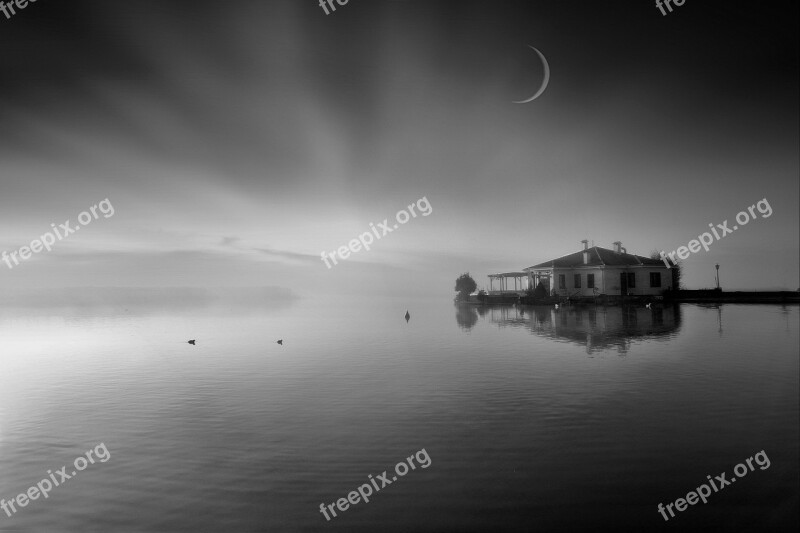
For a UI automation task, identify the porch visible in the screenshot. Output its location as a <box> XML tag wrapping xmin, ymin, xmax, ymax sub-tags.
<box><xmin>487</xmin><ymin>272</ymin><xmax>529</xmax><ymax>296</ymax></box>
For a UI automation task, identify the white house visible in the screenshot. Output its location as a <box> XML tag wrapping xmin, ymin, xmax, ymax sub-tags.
<box><xmin>489</xmin><ymin>240</ymin><xmax>673</xmax><ymax>298</ymax></box>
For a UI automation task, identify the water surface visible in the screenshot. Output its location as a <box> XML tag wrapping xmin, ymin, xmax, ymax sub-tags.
<box><xmin>1</xmin><ymin>295</ymin><xmax>798</xmax><ymax>531</ymax></box>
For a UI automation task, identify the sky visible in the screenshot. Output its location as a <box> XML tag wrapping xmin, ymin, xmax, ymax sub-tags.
<box><xmin>1</xmin><ymin>0</ymin><xmax>798</xmax><ymax>298</ymax></box>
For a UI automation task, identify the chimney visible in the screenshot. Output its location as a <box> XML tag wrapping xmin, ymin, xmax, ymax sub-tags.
<box><xmin>613</xmin><ymin>241</ymin><xmax>622</xmax><ymax>253</ymax></box>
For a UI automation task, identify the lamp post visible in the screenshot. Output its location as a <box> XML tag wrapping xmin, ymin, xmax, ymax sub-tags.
<box><xmin>715</xmin><ymin>263</ymin><xmax>720</xmax><ymax>290</ymax></box>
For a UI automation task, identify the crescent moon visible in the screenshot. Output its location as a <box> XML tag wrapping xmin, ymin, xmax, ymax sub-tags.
<box><xmin>513</xmin><ymin>46</ymin><xmax>550</xmax><ymax>104</ymax></box>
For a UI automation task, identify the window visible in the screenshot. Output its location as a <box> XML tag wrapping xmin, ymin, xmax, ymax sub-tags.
<box><xmin>574</xmin><ymin>274</ymin><xmax>581</xmax><ymax>288</ymax></box>
<box><xmin>627</xmin><ymin>272</ymin><xmax>636</xmax><ymax>288</ymax></box>
<box><xmin>559</xmin><ymin>274</ymin><xmax>566</xmax><ymax>289</ymax></box>
<box><xmin>650</xmin><ymin>272</ymin><xmax>661</xmax><ymax>288</ymax></box>
<box><xmin>587</xmin><ymin>274</ymin><xmax>595</xmax><ymax>289</ymax></box>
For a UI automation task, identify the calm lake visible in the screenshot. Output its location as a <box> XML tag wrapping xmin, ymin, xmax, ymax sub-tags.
<box><xmin>1</xmin><ymin>293</ymin><xmax>798</xmax><ymax>532</ymax></box>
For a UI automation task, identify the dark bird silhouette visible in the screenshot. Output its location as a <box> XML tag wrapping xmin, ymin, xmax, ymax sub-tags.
<box><xmin>187</xmin><ymin>340</ymin><xmax>196</xmax><ymax>345</ymax></box>
<box><xmin>405</xmin><ymin>310</ymin><xmax>410</xmax><ymax>322</ymax></box>
<box><xmin>277</xmin><ymin>339</ymin><xmax>283</xmax><ymax>345</ymax></box>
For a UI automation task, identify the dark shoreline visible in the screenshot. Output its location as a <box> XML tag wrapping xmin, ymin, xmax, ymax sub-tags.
<box><xmin>665</xmin><ymin>290</ymin><xmax>800</xmax><ymax>304</ymax></box>
<box><xmin>461</xmin><ymin>290</ymin><xmax>800</xmax><ymax>306</ymax></box>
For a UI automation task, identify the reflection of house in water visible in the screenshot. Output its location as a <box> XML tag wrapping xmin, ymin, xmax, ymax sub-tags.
<box><xmin>486</xmin><ymin>304</ymin><xmax>683</xmax><ymax>354</ymax></box>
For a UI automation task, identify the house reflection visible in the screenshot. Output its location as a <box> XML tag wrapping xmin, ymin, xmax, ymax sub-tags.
<box><xmin>484</xmin><ymin>304</ymin><xmax>683</xmax><ymax>354</ymax></box>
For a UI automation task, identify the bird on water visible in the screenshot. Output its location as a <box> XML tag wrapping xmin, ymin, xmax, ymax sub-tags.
<box><xmin>187</xmin><ymin>340</ymin><xmax>196</xmax><ymax>345</ymax></box>
<box><xmin>277</xmin><ymin>340</ymin><xmax>283</xmax><ymax>345</ymax></box>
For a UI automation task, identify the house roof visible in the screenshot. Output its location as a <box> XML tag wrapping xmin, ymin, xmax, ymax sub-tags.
<box><xmin>525</xmin><ymin>246</ymin><xmax>666</xmax><ymax>270</ymax></box>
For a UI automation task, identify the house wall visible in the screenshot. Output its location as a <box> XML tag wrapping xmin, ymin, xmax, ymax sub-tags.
<box><xmin>601</xmin><ymin>267</ymin><xmax>671</xmax><ymax>296</ymax></box>
<box><xmin>552</xmin><ymin>266</ymin><xmax>671</xmax><ymax>297</ymax></box>
<box><xmin>552</xmin><ymin>268</ymin><xmax>605</xmax><ymax>297</ymax></box>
